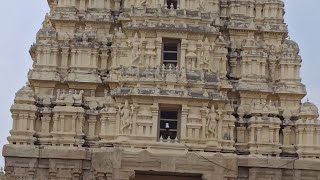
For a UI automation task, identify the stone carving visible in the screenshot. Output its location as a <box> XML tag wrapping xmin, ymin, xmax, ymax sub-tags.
<box><xmin>145</xmin><ymin>39</ymin><xmax>156</xmax><ymax>66</ymax></box>
<box><xmin>73</xmin><ymin>90</ymin><xmax>84</xmax><ymax>106</ymax></box>
<box><xmin>55</xmin><ymin>89</ymin><xmax>84</xmax><ymax>106</ymax></box>
<box><xmin>119</xmin><ymin>100</ymin><xmax>133</xmax><ymax>134</ymax></box>
<box><xmin>99</xmin><ymin>90</ymin><xmax>116</xmax><ymax>109</ymax></box>
<box><xmin>16</xmin><ymin>83</ymin><xmax>34</xmax><ymax>99</ymax></box>
<box><xmin>200</xmin><ymin>38</ymin><xmax>213</xmax><ymax>69</ymax></box>
<box><xmin>130</xmin><ymin>32</ymin><xmax>142</xmax><ymax>65</ymax></box>
<box><xmin>114</xmin><ymin>27</ymin><xmax>127</xmax><ymax>48</ymax></box>
<box><xmin>206</xmin><ymin>106</ymin><xmax>218</xmax><ymax>139</ymax></box>
<box><xmin>186</xmin><ymin>41</ymin><xmax>197</xmax><ymax>70</ymax></box>
<box><xmin>4</xmin><ymin>0</ymin><xmax>320</xmax><ymax>179</ymax></box>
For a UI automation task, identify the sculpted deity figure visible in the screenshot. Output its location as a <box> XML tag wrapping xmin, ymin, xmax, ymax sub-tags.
<box><xmin>185</xmin><ymin>41</ymin><xmax>197</xmax><ymax>70</ymax></box>
<box><xmin>131</xmin><ymin>33</ymin><xmax>141</xmax><ymax>65</ymax></box>
<box><xmin>206</xmin><ymin>106</ymin><xmax>218</xmax><ymax>138</ymax></box>
<box><xmin>104</xmin><ymin>90</ymin><xmax>115</xmax><ymax>105</ymax></box>
<box><xmin>114</xmin><ymin>27</ymin><xmax>127</xmax><ymax>48</ymax></box>
<box><xmin>200</xmin><ymin>38</ymin><xmax>212</xmax><ymax>69</ymax></box>
<box><xmin>217</xmin><ymin>32</ymin><xmax>226</xmax><ymax>43</ymax></box>
<box><xmin>145</xmin><ymin>39</ymin><xmax>156</xmax><ymax>66</ymax></box>
<box><xmin>199</xmin><ymin>0</ymin><xmax>207</xmax><ymax>11</ymax></box>
<box><xmin>119</xmin><ymin>100</ymin><xmax>133</xmax><ymax>134</ymax></box>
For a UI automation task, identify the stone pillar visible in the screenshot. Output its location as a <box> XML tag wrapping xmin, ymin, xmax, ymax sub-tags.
<box><xmin>61</xmin><ymin>47</ymin><xmax>70</xmax><ymax>71</ymax></box>
<box><xmin>250</xmin><ymin>126</ymin><xmax>255</xmax><ymax>143</ymax></box>
<box><xmin>107</xmin><ymin>110</ymin><xmax>117</xmax><ymax>136</ymax></box>
<box><xmin>275</xmin><ymin>127</ymin><xmax>280</xmax><ymax>144</ymax></box>
<box><xmin>269</xmin><ymin>128</ymin><xmax>274</xmax><ymax>143</ymax></box>
<box><xmin>306</xmin><ymin>127</ymin><xmax>314</xmax><ymax>145</ymax></box>
<box><xmin>100</xmin><ymin>115</ymin><xmax>107</xmax><ymax>137</ymax></box>
<box><xmin>288</xmin><ymin>64</ymin><xmax>294</xmax><ymax>80</ymax></box>
<box><xmin>12</xmin><ymin>113</ymin><xmax>18</xmax><ymax>131</ymax></box>
<box><xmin>283</xmin><ymin>127</ymin><xmax>291</xmax><ymax>145</ymax></box>
<box><xmin>280</xmin><ymin>64</ymin><xmax>285</xmax><ymax>80</ymax></box>
<box><xmin>91</xmin><ymin>50</ymin><xmax>99</xmax><ymax>69</ymax></box>
<box><xmin>151</xmin><ymin>104</ymin><xmax>159</xmax><ymax>140</ymax></box>
<box><xmin>52</xmin><ymin>114</ymin><xmax>59</xmax><ymax>133</ymax></box>
<box><xmin>180</xmin><ymin>0</ymin><xmax>185</xmax><ymax>9</ymax></box>
<box><xmin>114</xmin><ymin>0</ymin><xmax>121</xmax><ymax>11</ymax></box>
<box><xmin>220</xmin><ymin>56</ymin><xmax>228</xmax><ymax>78</ymax></box>
<box><xmin>241</xmin><ymin>60</ymin><xmax>246</xmax><ymax>77</ymax></box>
<box><xmin>230</xmin><ymin>124</ymin><xmax>234</xmax><ymax>142</ymax></box>
<box><xmin>180</xmin><ymin>106</ymin><xmax>189</xmax><ymax>142</ymax></box>
<box><xmin>79</xmin><ymin>0</ymin><xmax>86</xmax><ymax>11</ymax></box>
<box><xmin>88</xmin><ymin>0</ymin><xmax>92</xmax><ymax>8</ymax></box>
<box><xmin>237</xmin><ymin>126</ymin><xmax>246</xmax><ymax>143</ymax></box>
<box><xmin>256</xmin><ymin>6</ymin><xmax>262</xmax><ymax>19</ymax></box>
<box><xmin>60</xmin><ymin>114</ymin><xmax>65</xmax><ymax>132</ymax></box>
<box><xmin>111</xmin><ymin>50</ymin><xmax>119</xmax><ymax>68</ymax></box>
<box><xmin>217</xmin><ymin>108</ymin><xmax>224</xmax><ymax>141</ymax></box>
<box><xmin>180</xmin><ymin>39</ymin><xmax>187</xmax><ymax>69</ymax></box>
<box><xmin>77</xmin><ymin>115</ymin><xmax>85</xmax><ymax>135</ymax></box>
<box><xmin>36</xmin><ymin>47</ymin><xmax>43</xmax><ymax>66</ymax></box>
<box><xmin>88</xmin><ymin>115</ymin><xmax>97</xmax><ymax>137</ymax></box>
<box><xmin>316</xmin><ymin>128</ymin><xmax>320</xmax><ymax>145</ymax></box>
<box><xmin>229</xmin><ymin>60</ymin><xmax>237</xmax><ymax>78</ymax></box>
<box><xmin>41</xmin><ymin>113</ymin><xmax>52</xmax><ymax>134</ymax></box>
<box><xmin>105</xmin><ymin>0</ymin><xmax>111</xmax><ymax>10</ymax></box>
<box><xmin>298</xmin><ymin>127</ymin><xmax>304</xmax><ymax>145</ymax></box>
<box><xmin>256</xmin><ymin>127</ymin><xmax>261</xmax><ymax>143</ymax></box>
<box><xmin>101</xmin><ymin>49</ymin><xmax>109</xmax><ymax>70</ymax></box>
<box><xmin>51</xmin><ymin>47</ymin><xmax>59</xmax><ymax>67</ymax></box>
<box><xmin>261</xmin><ymin>62</ymin><xmax>266</xmax><ymax>77</ymax></box>
<box><xmin>155</xmin><ymin>37</ymin><xmax>162</xmax><ymax>67</ymax></box>
<box><xmin>70</xmin><ymin>0</ymin><xmax>75</xmax><ymax>7</ymax></box>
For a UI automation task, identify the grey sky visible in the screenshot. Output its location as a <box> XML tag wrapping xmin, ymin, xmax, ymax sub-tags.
<box><xmin>0</xmin><ymin>0</ymin><xmax>319</xmax><ymax>166</ymax></box>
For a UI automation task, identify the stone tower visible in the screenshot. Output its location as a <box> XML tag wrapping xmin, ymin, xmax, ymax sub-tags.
<box><xmin>3</xmin><ymin>0</ymin><xmax>320</xmax><ymax>179</ymax></box>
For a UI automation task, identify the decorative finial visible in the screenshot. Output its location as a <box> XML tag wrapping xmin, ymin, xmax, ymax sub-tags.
<box><xmin>175</xmin><ymin>136</ymin><xmax>178</xmax><ymax>143</ymax></box>
<box><xmin>166</xmin><ymin>136</ymin><xmax>171</xmax><ymax>143</ymax></box>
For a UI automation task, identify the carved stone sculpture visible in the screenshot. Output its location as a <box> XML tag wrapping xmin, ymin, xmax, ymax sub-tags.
<box><xmin>119</xmin><ymin>100</ymin><xmax>133</xmax><ymax>134</ymax></box>
<box><xmin>206</xmin><ymin>106</ymin><xmax>218</xmax><ymax>139</ymax></box>
<box><xmin>3</xmin><ymin>0</ymin><xmax>320</xmax><ymax>179</ymax></box>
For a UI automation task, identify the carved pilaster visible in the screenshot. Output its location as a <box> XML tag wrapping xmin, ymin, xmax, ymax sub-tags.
<box><xmin>180</xmin><ymin>105</ymin><xmax>189</xmax><ymax>142</ymax></box>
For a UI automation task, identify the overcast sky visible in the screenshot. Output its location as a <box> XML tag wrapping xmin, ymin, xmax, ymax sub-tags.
<box><xmin>0</xmin><ymin>0</ymin><xmax>319</xmax><ymax>166</ymax></box>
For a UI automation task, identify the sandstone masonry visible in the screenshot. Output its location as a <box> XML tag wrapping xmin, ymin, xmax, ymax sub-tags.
<box><xmin>3</xmin><ymin>0</ymin><xmax>320</xmax><ymax>179</ymax></box>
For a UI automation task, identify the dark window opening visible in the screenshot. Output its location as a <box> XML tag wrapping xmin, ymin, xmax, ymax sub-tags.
<box><xmin>162</xmin><ymin>39</ymin><xmax>180</xmax><ymax>68</ymax></box>
<box><xmin>167</xmin><ymin>0</ymin><xmax>178</xmax><ymax>9</ymax></box>
<box><xmin>159</xmin><ymin>109</ymin><xmax>179</xmax><ymax>140</ymax></box>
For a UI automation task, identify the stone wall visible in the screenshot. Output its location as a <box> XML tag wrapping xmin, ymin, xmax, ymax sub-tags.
<box><xmin>3</xmin><ymin>0</ymin><xmax>320</xmax><ymax>179</ymax></box>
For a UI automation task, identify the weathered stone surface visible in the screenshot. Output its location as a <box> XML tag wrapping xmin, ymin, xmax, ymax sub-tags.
<box><xmin>3</xmin><ymin>0</ymin><xmax>320</xmax><ymax>179</ymax></box>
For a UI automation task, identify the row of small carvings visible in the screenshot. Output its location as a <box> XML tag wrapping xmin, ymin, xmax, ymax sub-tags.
<box><xmin>54</xmin><ymin>0</ymin><xmax>219</xmax><ymax>14</ymax></box>
<box><xmin>53</xmin><ymin>0</ymin><xmax>284</xmax><ymax>20</ymax></box>
<box><xmin>31</xmin><ymin>46</ymin><xmax>299</xmax><ymax>77</ymax></box>
<box><xmin>9</xmin><ymin>107</ymin><xmax>320</xmax><ymax>148</ymax></box>
<box><xmin>50</xmin><ymin>12</ymin><xmax>285</xmax><ymax>36</ymax></box>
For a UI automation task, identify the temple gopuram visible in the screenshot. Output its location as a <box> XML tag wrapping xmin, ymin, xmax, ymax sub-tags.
<box><xmin>3</xmin><ymin>0</ymin><xmax>320</xmax><ymax>179</ymax></box>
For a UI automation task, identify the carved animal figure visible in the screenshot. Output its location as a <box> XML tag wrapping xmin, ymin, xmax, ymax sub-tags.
<box><xmin>73</xmin><ymin>90</ymin><xmax>84</xmax><ymax>105</ymax></box>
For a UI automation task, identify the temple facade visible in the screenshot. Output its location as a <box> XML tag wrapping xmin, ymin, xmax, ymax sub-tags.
<box><xmin>3</xmin><ymin>0</ymin><xmax>320</xmax><ymax>179</ymax></box>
